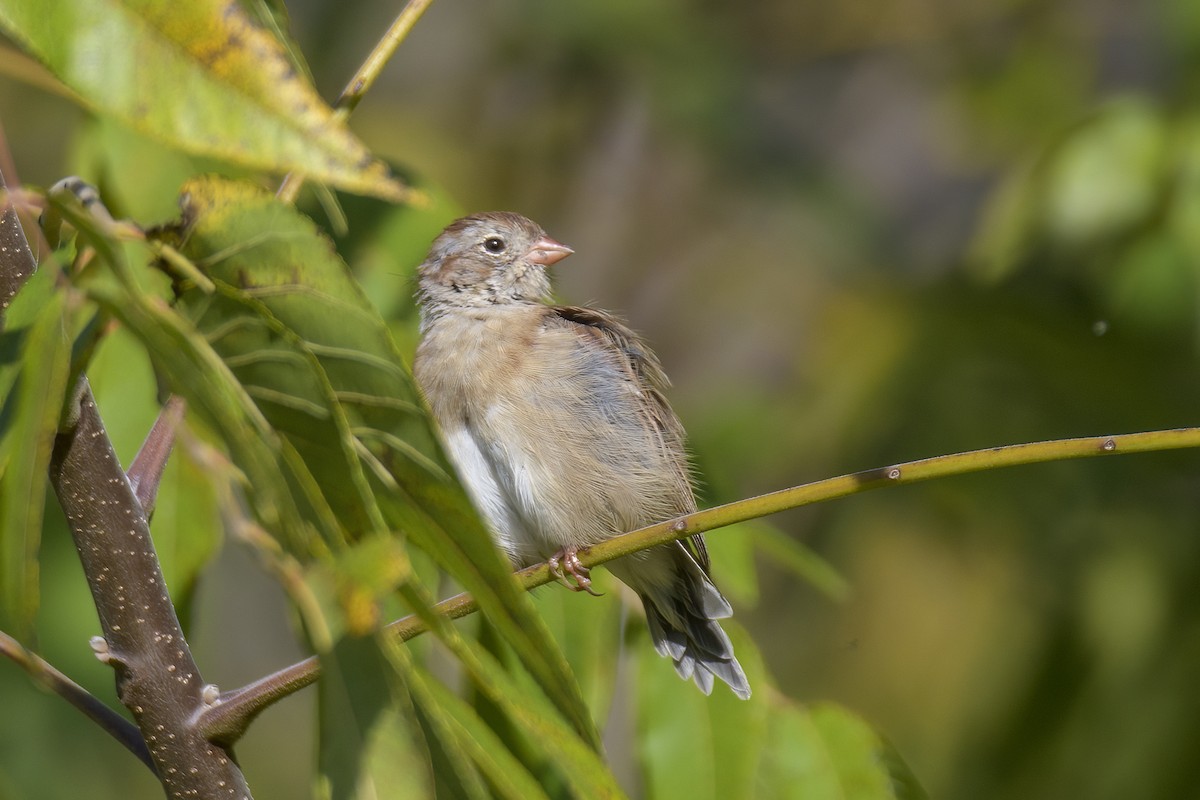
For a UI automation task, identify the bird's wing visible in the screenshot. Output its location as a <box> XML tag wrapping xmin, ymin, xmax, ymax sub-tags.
<box><xmin>545</xmin><ymin>305</ymin><xmax>709</xmax><ymax>570</ymax></box>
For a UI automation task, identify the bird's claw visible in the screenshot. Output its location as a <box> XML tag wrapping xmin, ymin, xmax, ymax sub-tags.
<box><xmin>548</xmin><ymin>549</ymin><xmax>602</xmax><ymax>596</ymax></box>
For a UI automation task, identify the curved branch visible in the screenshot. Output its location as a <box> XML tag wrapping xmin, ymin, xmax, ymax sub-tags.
<box><xmin>196</xmin><ymin>426</ymin><xmax>1200</xmax><ymax>743</ymax></box>
<box><xmin>0</xmin><ymin>631</ymin><xmax>155</xmax><ymax>771</ymax></box>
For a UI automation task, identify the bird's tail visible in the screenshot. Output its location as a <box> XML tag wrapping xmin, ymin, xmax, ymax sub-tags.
<box><xmin>609</xmin><ymin>542</ymin><xmax>751</xmax><ymax>699</ymax></box>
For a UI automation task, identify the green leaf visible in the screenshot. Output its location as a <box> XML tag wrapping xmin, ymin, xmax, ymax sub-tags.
<box><xmin>170</xmin><ymin>177</ymin><xmax>438</xmax><ymax>541</ymax></box>
<box><xmin>709</xmin><ymin>627</ymin><xmax>771</xmax><ymax>800</ymax></box>
<box><xmin>633</xmin><ymin>622</ymin><xmax>924</xmax><ymax>800</ymax></box>
<box><xmin>240</xmin><ymin>0</ymin><xmax>316</xmax><ymax>86</ymax></box>
<box><xmin>80</xmin><ymin>250</ymin><xmax>320</xmax><ymax>556</ymax></box>
<box><xmin>0</xmin><ymin>265</ymin><xmax>73</xmax><ymax>638</ymax></box>
<box><xmin>318</xmin><ymin>634</ymin><xmax>433</xmax><ymax>800</ymax></box>
<box><xmin>1104</xmin><ymin>235</ymin><xmax>1195</xmax><ymax>338</ymax></box>
<box><xmin>151</xmin><ymin>428</ymin><xmax>222</xmax><ymax>620</ymax></box>
<box><xmin>305</xmin><ymin>535</ymin><xmax>412</xmax><ymax>640</ymax></box>
<box><xmin>395</xmin><ymin>580</ymin><xmax>625</xmax><ymax>799</ymax></box>
<box><xmin>1044</xmin><ymin>100</ymin><xmax>1165</xmax><ymax>245</ymax></box>
<box><xmin>762</xmin><ymin>702</ymin><xmax>928</xmax><ymax>800</ymax></box>
<box><xmin>531</xmin><ymin>570</ymin><xmax>622</xmax><ymax>717</ymax></box>
<box><xmin>634</xmin><ymin>622</ymin><xmax>768</xmax><ymax>800</ymax></box>
<box><xmin>87</xmin><ymin>324</ymin><xmax>163</xmax><ymax>457</ymax></box>
<box><xmin>0</xmin><ymin>0</ymin><xmax>411</xmax><ymax>201</ymax></box>
<box><xmin>970</xmin><ymin>100</ymin><xmax>1169</xmax><ymax>283</ymax></box>
<box><xmin>968</xmin><ymin>158</ymin><xmax>1041</xmax><ymax>283</ymax></box>
<box><xmin>69</xmin><ymin>116</ymin><xmax>217</xmax><ymax>224</ymax></box>
<box><xmin>382</xmin><ymin>637</ymin><xmax>552</xmax><ymax>800</ymax></box>
<box><xmin>1166</xmin><ymin>114</ymin><xmax>1200</xmax><ymax>260</ymax></box>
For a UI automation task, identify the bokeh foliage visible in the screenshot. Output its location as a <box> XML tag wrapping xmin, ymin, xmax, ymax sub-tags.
<box><xmin>0</xmin><ymin>1</ymin><xmax>943</xmax><ymax>799</ymax></box>
<box><xmin>2</xmin><ymin>0</ymin><xmax>1199</xmax><ymax>798</ymax></box>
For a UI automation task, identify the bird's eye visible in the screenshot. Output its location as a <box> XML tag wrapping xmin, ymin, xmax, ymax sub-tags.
<box><xmin>483</xmin><ymin>237</ymin><xmax>506</xmax><ymax>254</ymax></box>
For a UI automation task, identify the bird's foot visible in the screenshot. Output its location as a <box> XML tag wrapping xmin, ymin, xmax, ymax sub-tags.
<box><xmin>548</xmin><ymin>548</ymin><xmax>602</xmax><ymax>596</ymax></box>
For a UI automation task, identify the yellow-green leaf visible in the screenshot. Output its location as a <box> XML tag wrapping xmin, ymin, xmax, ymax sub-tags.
<box><xmin>0</xmin><ymin>0</ymin><xmax>411</xmax><ymax>201</ymax></box>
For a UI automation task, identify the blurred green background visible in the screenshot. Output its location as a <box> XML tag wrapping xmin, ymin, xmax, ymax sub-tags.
<box><xmin>4</xmin><ymin>0</ymin><xmax>1200</xmax><ymax>798</ymax></box>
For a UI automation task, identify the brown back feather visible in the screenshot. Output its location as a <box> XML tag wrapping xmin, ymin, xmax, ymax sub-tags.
<box><xmin>548</xmin><ymin>305</ymin><xmax>710</xmax><ymax>571</ymax></box>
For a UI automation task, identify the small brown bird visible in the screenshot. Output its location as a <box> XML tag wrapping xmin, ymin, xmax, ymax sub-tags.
<box><xmin>413</xmin><ymin>212</ymin><xmax>750</xmax><ymax>699</ymax></box>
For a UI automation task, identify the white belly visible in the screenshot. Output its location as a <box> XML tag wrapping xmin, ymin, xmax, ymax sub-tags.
<box><xmin>442</xmin><ymin>425</ymin><xmax>536</xmax><ymax>564</ymax></box>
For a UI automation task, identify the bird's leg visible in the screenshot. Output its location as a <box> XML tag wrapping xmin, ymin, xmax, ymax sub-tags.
<box><xmin>548</xmin><ymin>548</ymin><xmax>603</xmax><ymax>596</ymax></box>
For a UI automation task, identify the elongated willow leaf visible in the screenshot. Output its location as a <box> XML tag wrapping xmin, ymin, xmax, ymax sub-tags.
<box><xmin>318</xmin><ymin>634</ymin><xmax>434</xmax><ymax>800</ymax></box>
<box><xmin>0</xmin><ymin>265</ymin><xmax>73</xmax><ymax>637</ymax></box>
<box><xmin>382</xmin><ymin>635</ymin><xmax>553</xmax><ymax>800</ymax></box>
<box><xmin>49</xmin><ymin>201</ymin><xmax>321</xmax><ymax>556</ymax></box>
<box><xmin>761</xmin><ymin>702</ymin><xmax>928</xmax><ymax>800</ymax></box>
<box><xmin>635</xmin><ymin>622</ymin><xmax>768</xmax><ymax>800</ymax></box>
<box><xmin>393</xmin><ymin>580</ymin><xmax>625</xmax><ymax>798</ymax></box>
<box><xmin>0</xmin><ymin>0</ymin><xmax>410</xmax><ymax>201</ymax></box>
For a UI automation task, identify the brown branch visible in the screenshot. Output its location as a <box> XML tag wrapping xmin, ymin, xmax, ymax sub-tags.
<box><xmin>51</xmin><ymin>379</ymin><xmax>253</xmax><ymax>796</ymax></box>
<box><xmin>0</xmin><ymin>630</ymin><xmax>155</xmax><ymax>772</ymax></box>
<box><xmin>0</xmin><ymin>168</ymin><xmax>249</xmax><ymax>792</ymax></box>
<box><xmin>0</xmin><ymin>168</ymin><xmax>34</xmax><ymax>323</ymax></box>
<box><xmin>127</xmin><ymin>395</ymin><xmax>188</xmax><ymax>515</ymax></box>
<box><xmin>196</xmin><ymin>426</ymin><xmax>1200</xmax><ymax>744</ymax></box>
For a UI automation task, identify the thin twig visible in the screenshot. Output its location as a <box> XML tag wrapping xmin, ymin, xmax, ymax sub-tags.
<box><xmin>196</xmin><ymin>426</ymin><xmax>1200</xmax><ymax>743</ymax></box>
<box><xmin>0</xmin><ymin>168</ymin><xmax>34</xmax><ymax>319</ymax></box>
<box><xmin>277</xmin><ymin>0</ymin><xmax>435</xmax><ymax>204</ymax></box>
<box><xmin>127</xmin><ymin>395</ymin><xmax>188</xmax><ymax>515</ymax></box>
<box><xmin>0</xmin><ymin>631</ymin><xmax>155</xmax><ymax>772</ymax></box>
<box><xmin>331</xmin><ymin>0</ymin><xmax>434</xmax><ymax>117</ymax></box>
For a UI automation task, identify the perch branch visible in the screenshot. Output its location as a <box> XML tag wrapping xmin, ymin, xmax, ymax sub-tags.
<box><xmin>196</xmin><ymin>426</ymin><xmax>1200</xmax><ymax>743</ymax></box>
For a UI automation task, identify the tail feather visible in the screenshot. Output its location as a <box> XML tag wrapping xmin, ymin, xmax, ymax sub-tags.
<box><xmin>612</xmin><ymin>542</ymin><xmax>752</xmax><ymax>700</ymax></box>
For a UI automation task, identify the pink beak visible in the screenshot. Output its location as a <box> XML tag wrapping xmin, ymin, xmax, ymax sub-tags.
<box><xmin>525</xmin><ymin>236</ymin><xmax>574</xmax><ymax>267</ymax></box>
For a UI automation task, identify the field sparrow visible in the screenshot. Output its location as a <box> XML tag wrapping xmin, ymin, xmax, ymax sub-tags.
<box><xmin>413</xmin><ymin>212</ymin><xmax>750</xmax><ymax>699</ymax></box>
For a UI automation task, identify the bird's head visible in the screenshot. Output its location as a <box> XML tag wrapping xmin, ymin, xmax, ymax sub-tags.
<box><xmin>416</xmin><ymin>212</ymin><xmax>573</xmax><ymax>314</ymax></box>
